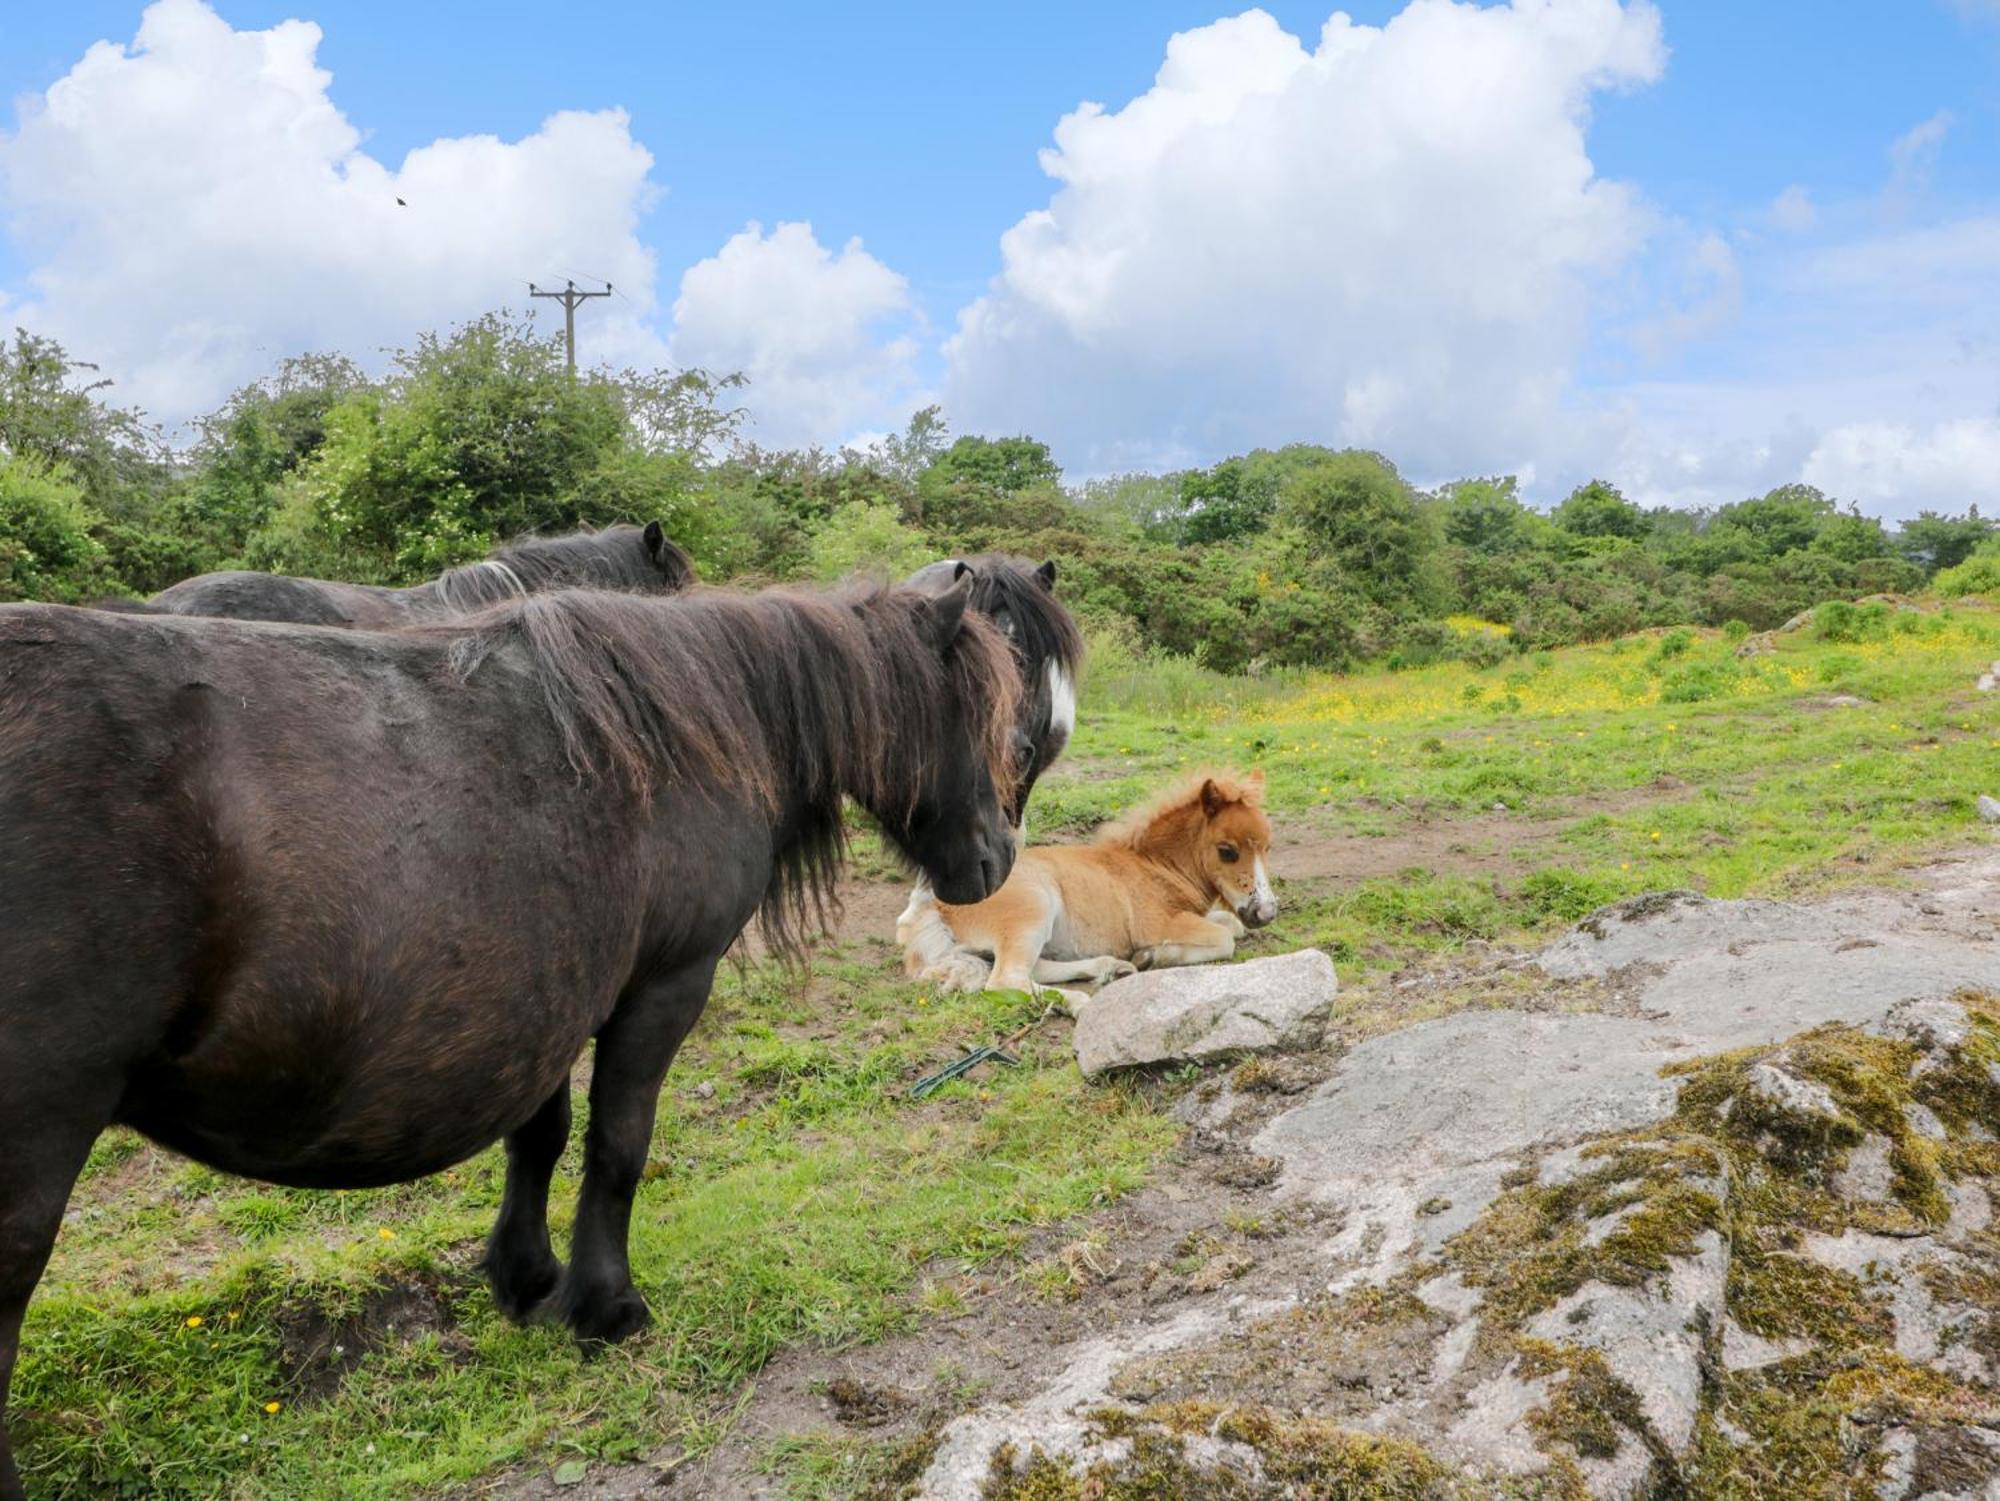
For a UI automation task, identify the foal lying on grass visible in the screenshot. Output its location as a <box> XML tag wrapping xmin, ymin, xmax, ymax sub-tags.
<box><xmin>899</xmin><ymin>769</ymin><xmax>1277</xmax><ymax>1005</ymax></box>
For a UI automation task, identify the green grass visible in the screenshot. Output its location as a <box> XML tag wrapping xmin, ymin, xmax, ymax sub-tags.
<box><xmin>17</xmin><ymin>605</ymin><xmax>2000</xmax><ymax>1498</ymax></box>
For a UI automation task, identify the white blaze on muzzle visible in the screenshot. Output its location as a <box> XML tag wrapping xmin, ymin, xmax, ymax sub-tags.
<box><xmin>1046</xmin><ymin>658</ymin><xmax>1077</xmax><ymax>743</ymax></box>
<box><xmin>1243</xmin><ymin>855</ymin><xmax>1278</xmax><ymax>926</ymax></box>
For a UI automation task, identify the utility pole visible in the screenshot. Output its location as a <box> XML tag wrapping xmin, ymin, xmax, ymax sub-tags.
<box><xmin>528</xmin><ymin>278</ymin><xmax>611</xmax><ymax>374</ymax></box>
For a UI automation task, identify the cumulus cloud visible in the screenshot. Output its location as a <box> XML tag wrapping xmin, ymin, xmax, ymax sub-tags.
<box><xmin>1770</xmin><ymin>184</ymin><xmax>1816</xmax><ymax>233</ymax></box>
<box><xmin>1804</xmin><ymin>418</ymin><xmax>2000</xmax><ymax>513</ymax></box>
<box><xmin>668</xmin><ymin>221</ymin><xmax>920</xmax><ymax>448</ymax></box>
<box><xmin>942</xmin><ymin>0</ymin><xmax>1667</xmax><ymax>475</ymax></box>
<box><xmin>1886</xmin><ymin>110</ymin><xmax>1952</xmax><ymax>214</ymax></box>
<box><xmin>0</xmin><ymin>0</ymin><xmax>664</xmax><ymax>426</ymax></box>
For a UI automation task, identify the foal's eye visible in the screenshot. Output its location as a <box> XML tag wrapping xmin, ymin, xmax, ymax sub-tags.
<box><xmin>1217</xmin><ymin>844</ymin><xmax>1239</xmax><ymax>863</ymax></box>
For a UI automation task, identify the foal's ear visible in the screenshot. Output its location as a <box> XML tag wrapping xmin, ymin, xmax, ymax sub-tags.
<box><xmin>643</xmin><ymin>520</ymin><xmax>665</xmax><ymax>555</ymax></box>
<box><xmin>953</xmin><ymin>559</ymin><xmax>973</xmax><ymax>582</ymax></box>
<box><xmin>923</xmin><ymin>574</ymin><xmax>974</xmax><ymax>651</ymax></box>
<box><xmin>1035</xmin><ymin>559</ymin><xmax>1058</xmax><ymax>590</ymax></box>
<box><xmin>1200</xmin><ymin>778</ymin><xmax>1230</xmax><ymax>819</ymax></box>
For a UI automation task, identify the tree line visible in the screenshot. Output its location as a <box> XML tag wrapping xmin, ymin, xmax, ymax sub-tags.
<box><xmin>3</xmin><ymin>315</ymin><xmax>1995</xmax><ymax>673</ymax></box>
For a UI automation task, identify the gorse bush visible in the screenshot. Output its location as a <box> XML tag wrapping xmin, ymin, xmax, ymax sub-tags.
<box><xmin>1</xmin><ymin>316</ymin><xmax>1992</xmax><ymax>671</ymax></box>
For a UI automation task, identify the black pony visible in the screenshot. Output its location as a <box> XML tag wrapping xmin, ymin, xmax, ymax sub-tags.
<box><xmin>0</xmin><ymin>577</ymin><xmax>1018</xmax><ymax>1499</ymax></box>
<box><xmin>115</xmin><ymin>521</ymin><xmax>693</xmax><ymax>626</ymax></box>
<box><xmin>904</xmin><ymin>555</ymin><xmax>1083</xmax><ymax>828</ymax></box>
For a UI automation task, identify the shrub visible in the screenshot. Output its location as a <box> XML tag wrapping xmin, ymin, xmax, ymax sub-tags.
<box><xmin>1659</xmin><ymin>660</ymin><xmax>1741</xmax><ymax>704</ymax></box>
<box><xmin>0</xmin><ymin>454</ymin><xmax>109</xmax><ymax>601</ymax></box>
<box><xmin>1813</xmin><ymin>600</ymin><xmax>1889</xmax><ymax>644</ymax></box>
<box><xmin>1932</xmin><ymin>540</ymin><xmax>2000</xmax><ymax>599</ymax></box>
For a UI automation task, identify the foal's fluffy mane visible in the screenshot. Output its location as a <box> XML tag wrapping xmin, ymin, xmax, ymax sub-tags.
<box><xmin>442</xmin><ymin>582</ymin><xmax>1020</xmax><ymax>959</ymax></box>
<box><xmin>1095</xmin><ymin>768</ymin><xmax>1266</xmax><ymax>849</ymax></box>
<box><xmin>433</xmin><ymin>524</ymin><xmax>692</xmax><ymax>610</ymax></box>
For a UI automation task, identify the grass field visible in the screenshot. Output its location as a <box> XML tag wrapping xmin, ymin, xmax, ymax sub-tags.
<box><xmin>15</xmin><ymin>601</ymin><xmax>2000</xmax><ymax>1499</ymax></box>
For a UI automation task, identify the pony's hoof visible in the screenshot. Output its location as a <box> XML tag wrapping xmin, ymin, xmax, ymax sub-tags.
<box><xmin>483</xmin><ymin>1248</ymin><xmax>562</xmax><ymax>1322</ymax></box>
<box><xmin>556</xmin><ymin>1280</ymin><xmax>652</xmax><ymax>1346</ymax></box>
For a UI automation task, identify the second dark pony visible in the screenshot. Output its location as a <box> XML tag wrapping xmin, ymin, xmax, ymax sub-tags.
<box><xmin>903</xmin><ymin>554</ymin><xmax>1083</xmax><ymax>829</ymax></box>
<box><xmin>114</xmin><ymin>521</ymin><xmax>693</xmax><ymax>626</ymax></box>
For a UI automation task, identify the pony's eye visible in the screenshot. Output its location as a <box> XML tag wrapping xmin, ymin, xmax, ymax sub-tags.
<box><xmin>1218</xmin><ymin>844</ymin><xmax>1239</xmax><ymax>863</ymax></box>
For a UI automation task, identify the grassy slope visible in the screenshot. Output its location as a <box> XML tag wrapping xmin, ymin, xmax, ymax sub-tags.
<box><xmin>16</xmin><ymin>606</ymin><xmax>2000</xmax><ymax>1499</ymax></box>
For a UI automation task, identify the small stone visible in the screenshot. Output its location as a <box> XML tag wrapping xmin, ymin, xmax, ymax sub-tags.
<box><xmin>694</xmin><ymin>1080</ymin><xmax>716</xmax><ymax>1099</ymax></box>
<box><xmin>1871</xmin><ymin>998</ymin><xmax>1972</xmax><ymax>1053</ymax></box>
<box><xmin>1978</xmin><ymin>794</ymin><xmax>2000</xmax><ymax>823</ymax></box>
<box><xmin>1833</xmin><ymin>1134</ymin><xmax>1895</xmax><ymax>1204</ymax></box>
<box><xmin>1903</xmin><ymin>1102</ymin><xmax>1946</xmax><ymax>1141</ymax></box>
<box><xmin>1745</xmin><ymin>1062</ymin><xmax>1842</xmax><ymax>1122</ymax></box>
<box><xmin>1074</xmin><ymin>949</ymin><xmax>1337</xmax><ymax>1077</ymax></box>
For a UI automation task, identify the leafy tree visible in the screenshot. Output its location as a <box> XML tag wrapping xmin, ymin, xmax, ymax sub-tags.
<box><xmin>0</xmin><ymin>329</ymin><xmax>167</xmax><ymax>523</ymax></box>
<box><xmin>1179</xmin><ymin>456</ymin><xmax>1280</xmax><ymax>544</ymax></box>
<box><xmin>1436</xmin><ymin>476</ymin><xmax>1543</xmax><ymax>552</ymax></box>
<box><xmin>1275</xmin><ymin>448</ymin><xmax>1439</xmax><ymax>611</ymax></box>
<box><xmin>1552</xmin><ymin>480</ymin><xmax>1647</xmax><ymax>542</ymax></box>
<box><xmin>1895</xmin><ymin>509</ymin><xmax>1993</xmax><ymax>575</ymax></box>
<box><xmin>805</xmin><ymin>499</ymin><xmax>933</xmax><ymax>581</ymax></box>
<box><xmin>0</xmin><ymin>454</ymin><xmax>108</xmax><ymax>601</ymax></box>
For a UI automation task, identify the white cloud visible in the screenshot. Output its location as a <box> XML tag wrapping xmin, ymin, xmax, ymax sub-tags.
<box><xmin>668</xmin><ymin>221</ymin><xmax>919</xmax><ymax>448</ymax></box>
<box><xmin>942</xmin><ymin>0</ymin><xmax>1667</xmax><ymax>476</ymax></box>
<box><xmin>0</xmin><ymin>0</ymin><xmax>664</xmax><ymax>427</ymax></box>
<box><xmin>1886</xmin><ymin>110</ymin><xmax>1952</xmax><ymax>214</ymax></box>
<box><xmin>1770</xmin><ymin>184</ymin><xmax>1816</xmax><ymax>233</ymax></box>
<box><xmin>1804</xmin><ymin>418</ymin><xmax>2000</xmax><ymax>514</ymax></box>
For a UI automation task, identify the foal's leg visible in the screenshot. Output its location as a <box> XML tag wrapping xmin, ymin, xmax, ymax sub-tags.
<box><xmin>0</xmin><ymin>1079</ymin><xmax>116</xmax><ymax>1501</ymax></box>
<box><xmin>1132</xmin><ymin>914</ymin><xmax>1238</xmax><ymax>972</ymax></box>
<box><xmin>554</xmin><ymin>960</ymin><xmax>717</xmax><ymax>1344</ymax></box>
<box><xmin>1031</xmin><ymin>955</ymin><xmax>1137</xmax><ymax>986</ymax></box>
<box><xmin>482</xmin><ymin>1082</ymin><xmax>572</xmax><ymax>1320</ymax></box>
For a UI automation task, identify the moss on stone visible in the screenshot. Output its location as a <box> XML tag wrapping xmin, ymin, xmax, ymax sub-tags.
<box><xmin>981</xmin><ymin>1404</ymin><xmax>1472</xmax><ymax>1500</ymax></box>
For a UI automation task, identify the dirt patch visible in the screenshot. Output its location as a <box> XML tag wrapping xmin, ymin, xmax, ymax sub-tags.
<box><xmin>275</xmin><ymin>1277</ymin><xmax>463</xmax><ymax>1402</ymax></box>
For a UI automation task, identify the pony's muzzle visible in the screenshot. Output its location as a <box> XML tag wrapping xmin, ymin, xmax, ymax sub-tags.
<box><xmin>1239</xmin><ymin>898</ymin><xmax>1278</xmax><ymax>929</ymax></box>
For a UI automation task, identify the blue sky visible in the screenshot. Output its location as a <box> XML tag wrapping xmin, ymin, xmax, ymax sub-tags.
<box><xmin>2</xmin><ymin>1</ymin><xmax>1997</xmax><ymax>514</ymax></box>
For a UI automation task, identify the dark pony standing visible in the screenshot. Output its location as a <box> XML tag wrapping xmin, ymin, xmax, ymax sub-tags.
<box><xmin>0</xmin><ymin>577</ymin><xmax>1018</xmax><ymax>1499</ymax></box>
<box><xmin>109</xmin><ymin>521</ymin><xmax>693</xmax><ymax>626</ymax></box>
<box><xmin>903</xmin><ymin>554</ymin><xmax>1083</xmax><ymax>829</ymax></box>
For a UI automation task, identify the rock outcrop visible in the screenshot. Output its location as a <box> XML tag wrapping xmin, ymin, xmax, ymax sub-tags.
<box><xmin>926</xmin><ymin>860</ymin><xmax>2000</xmax><ymax>1500</ymax></box>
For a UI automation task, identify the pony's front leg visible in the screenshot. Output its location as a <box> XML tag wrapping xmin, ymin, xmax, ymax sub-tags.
<box><xmin>481</xmin><ymin>1082</ymin><xmax>572</xmax><ymax>1320</ymax></box>
<box><xmin>554</xmin><ymin>959</ymin><xmax>717</xmax><ymax>1344</ymax></box>
<box><xmin>1133</xmin><ymin>914</ymin><xmax>1238</xmax><ymax>972</ymax></box>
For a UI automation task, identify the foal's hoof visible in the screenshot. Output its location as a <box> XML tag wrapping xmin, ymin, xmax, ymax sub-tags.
<box><xmin>1104</xmin><ymin>959</ymin><xmax>1138</xmax><ymax>980</ymax></box>
<box><xmin>556</xmin><ymin>1280</ymin><xmax>652</xmax><ymax>1346</ymax></box>
<box><xmin>483</xmin><ymin>1249</ymin><xmax>562</xmax><ymax>1322</ymax></box>
<box><xmin>1131</xmin><ymin>948</ymin><xmax>1156</xmax><ymax>972</ymax></box>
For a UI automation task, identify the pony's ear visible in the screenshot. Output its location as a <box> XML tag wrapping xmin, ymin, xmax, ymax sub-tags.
<box><xmin>953</xmin><ymin>559</ymin><xmax>973</xmax><ymax>582</ymax></box>
<box><xmin>1035</xmin><ymin>560</ymin><xmax>1058</xmax><ymax>590</ymax></box>
<box><xmin>923</xmin><ymin>574</ymin><xmax>974</xmax><ymax>651</ymax></box>
<box><xmin>1200</xmin><ymin>778</ymin><xmax>1230</xmax><ymax>819</ymax></box>
<box><xmin>643</xmin><ymin>520</ymin><xmax>665</xmax><ymax>557</ymax></box>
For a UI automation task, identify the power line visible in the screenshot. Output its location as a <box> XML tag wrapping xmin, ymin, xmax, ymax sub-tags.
<box><xmin>527</xmin><ymin>278</ymin><xmax>611</xmax><ymax>374</ymax></box>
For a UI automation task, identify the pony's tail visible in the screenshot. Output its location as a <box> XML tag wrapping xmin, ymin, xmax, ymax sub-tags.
<box><xmin>897</xmin><ymin>882</ymin><xmax>991</xmax><ymax>991</ymax></box>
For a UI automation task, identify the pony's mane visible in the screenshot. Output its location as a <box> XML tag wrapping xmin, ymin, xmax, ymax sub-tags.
<box><xmin>957</xmin><ymin>554</ymin><xmax>1084</xmax><ymax>678</ymax></box>
<box><xmin>1095</xmin><ymin>768</ymin><xmax>1266</xmax><ymax>850</ymax></box>
<box><xmin>433</xmin><ymin>525</ymin><xmax>688</xmax><ymax>610</ymax></box>
<box><xmin>442</xmin><ymin>583</ymin><xmax>1020</xmax><ymax>960</ymax></box>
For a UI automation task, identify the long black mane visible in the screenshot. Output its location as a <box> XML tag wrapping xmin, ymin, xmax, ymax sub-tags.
<box><xmin>431</xmin><ymin>526</ymin><xmax>694</xmax><ymax>610</ymax></box>
<box><xmin>444</xmin><ymin>584</ymin><xmax>1021</xmax><ymax>957</ymax></box>
<box><xmin>955</xmin><ymin>553</ymin><xmax>1084</xmax><ymax>683</ymax></box>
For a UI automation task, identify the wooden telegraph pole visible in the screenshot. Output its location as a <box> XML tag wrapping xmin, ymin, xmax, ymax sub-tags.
<box><xmin>528</xmin><ymin>279</ymin><xmax>612</xmax><ymax>374</ymax></box>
